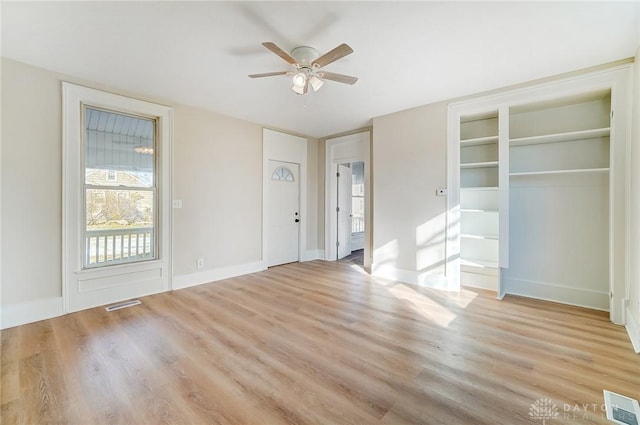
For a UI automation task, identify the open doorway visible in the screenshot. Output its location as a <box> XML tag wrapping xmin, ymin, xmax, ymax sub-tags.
<box><xmin>325</xmin><ymin>131</ymin><xmax>370</xmax><ymax>268</ymax></box>
<box><xmin>337</xmin><ymin>162</ymin><xmax>365</xmax><ymax>266</ymax></box>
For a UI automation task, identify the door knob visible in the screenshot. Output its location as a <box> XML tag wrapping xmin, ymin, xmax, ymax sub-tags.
<box><xmin>295</xmin><ymin>218</ymin><xmax>300</xmax><ymax>223</ymax></box>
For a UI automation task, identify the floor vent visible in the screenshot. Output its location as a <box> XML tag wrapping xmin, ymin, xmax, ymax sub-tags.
<box><xmin>105</xmin><ymin>299</ymin><xmax>141</xmax><ymax>312</ymax></box>
<box><xmin>604</xmin><ymin>390</ymin><xmax>640</xmax><ymax>425</ymax></box>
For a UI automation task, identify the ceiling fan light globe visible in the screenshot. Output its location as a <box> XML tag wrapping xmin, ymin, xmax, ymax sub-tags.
<box><xmin>292</xmin><ymin>72</ymin><xmax>307</xmax><ymax>88</ymax></box>
<box><xmin>309</xmin><ymin>75</ymin><xmax>324</xmax><ymax>92</ymax></box>
<box><xmin>291</xmin><ymin>84</ymin><xmax>305</xmax><ymax>95</ymax></box>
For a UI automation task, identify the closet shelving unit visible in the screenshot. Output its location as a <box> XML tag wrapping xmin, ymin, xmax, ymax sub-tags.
<box><xmin>448</xmin><ymin>64</ymin><xmax>631</xmax><ymax>321</ymax></box>
<box><xmin>502</xmin><ymin>91</ymin><xmax>612</xmax><ymax>309</ymax></box>
<box><xmin>459</xmin><ymin>112</ymin><xmax>500</xmax><ymax>288</ymax></box>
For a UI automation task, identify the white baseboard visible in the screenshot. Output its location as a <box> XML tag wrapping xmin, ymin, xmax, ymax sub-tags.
<box><xmin>461</xmin><ymin>271</ymin><xmax>498</xmax><ymax>292</ymax></box>
<box><xmin>301</xmin><ymin>249</ymin><xmax>324</xmax><ymax>262</ymax></box>
<box><xmin>371</xmin><ymin>263</ymin><xmax>453</xmax><ymax>290</ymax></box>
<box><xmin>172</xmin><ymin>261</ymin><xmax>266</xmax><ymax>290</ymax></box>
<box><xmin>372</xmin><ymin>263</ymin><xmax>416</xmax><ymax>284</ymax></box>
<box><xmin>1</xmin><ymin>297</ymin><xmax>64</xmax><ymax>329</ymax></box>
<box><xmin>503</xmin><ymin>277</ymin><xmax>609</xmax><ymax>311</ymax></box>
<box><xmin>625</xmin><ymin>306</ymin><xmax>640</xmax><ymax>353</ymax></box>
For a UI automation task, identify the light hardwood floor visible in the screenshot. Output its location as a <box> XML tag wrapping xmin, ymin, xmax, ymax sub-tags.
<box><xmin>1</xmin><ymin>260</ymin><xmax>638</xmax><ymax>424</ymax></box>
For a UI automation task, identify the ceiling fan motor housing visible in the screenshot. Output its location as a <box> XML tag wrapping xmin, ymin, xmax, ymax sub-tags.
<box><xmin>291</xmin><ymin>46</ymin><xmax>320</xmax><ymax>68</ymax></box>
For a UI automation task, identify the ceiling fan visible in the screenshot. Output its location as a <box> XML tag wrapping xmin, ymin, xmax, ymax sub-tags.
<box><xmin>249</xmin><ymin>42</ymin><xmax>358</xmax><ymax>95</ymax></box>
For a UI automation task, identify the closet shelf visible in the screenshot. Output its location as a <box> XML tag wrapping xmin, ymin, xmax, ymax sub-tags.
<box><xmin>461</xmin><ymin>186</ymin><xmax>498</xmax><ymax>191</ymax></box>
<box><xmin>460</xmin><ymin>208</ymin><xmax>498</xmax><ymax>213</ymax></box>
<box><xmin>509</xmin><ymin>168</ymin><xmax>609</xmax><ymax>177</ymax></box>
<box><xmin>510</xmin><ymin>127</ymin><xmax>610</xmax><ymax>147</ymax></box>
<box><xmin>461</xmin><ymin>233</ymin><xmax>499</xmax><ymax>240</ymax></box>
<box><xmin>460</xmin><ymin>258</ymin><xmax>498</xmax><ymax>269</ymax></box>
<box><xmin>460</xmin><ymin>161</ymin><xmax>499</xmax><ymax>169</ymax></box>
<box><xmin>460</xmin><ymin>135</ymin><xmax>498</xmax><ymax>147</ymax></box>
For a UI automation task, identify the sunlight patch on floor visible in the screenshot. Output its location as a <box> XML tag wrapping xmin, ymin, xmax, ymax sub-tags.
<box><xmin>388</xmin><ymin>283</ymin><xmax>457</xmax><ymax>328</ymax></box>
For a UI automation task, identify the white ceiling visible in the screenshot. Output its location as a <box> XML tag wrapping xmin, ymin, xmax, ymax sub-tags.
<box><xmin>2</xmin><ymin>1</ymin><xmax>639</xmax><ymax>138</ymax></box>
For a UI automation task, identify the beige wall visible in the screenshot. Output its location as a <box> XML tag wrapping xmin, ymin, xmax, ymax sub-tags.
<box><xmin>1</xmin><ymin>59</ymin><xmax>63</xmax><ymax>304</ymax></box>
<box><xmin>172</xmin><ymin>104</ymin><xmax>263</xmax><ymax>275</ymax></box>
<box><xmin>372</xmin><ymin>102</ymin><xmax>448</xmax><ymax>281</ymax></box>
<box><xmin>1</xmin><ymin>58</ymin><xmax>319</xmax><ymax>309</ymax></box>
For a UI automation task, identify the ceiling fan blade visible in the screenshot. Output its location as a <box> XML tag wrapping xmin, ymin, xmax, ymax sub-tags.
<box><xmin>318</xmin><ymin>71</ymin><xmax>358</xmax><ymax>85</ymax></box>
<box><xmin>312</xmin><ymin>43</ymin><xmax>353</xmax><ymax>68</ymax></box>
<box><xmin>262</xmin><ymin>42</ymin><xmax>298</xmax><ymax>65</ymax></box>
<box><xmin>249</xmin><ymin>71</ymin><xmax>288</xmax><ymax>78</ymax></box>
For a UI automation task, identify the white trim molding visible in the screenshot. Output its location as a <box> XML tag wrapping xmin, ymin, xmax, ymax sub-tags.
<box><xmin>1</xmin><ymin>297</ymin><xmax>64</xmax><ymax>329</ymax></box>
<box><xmin>626</xmin><ymin>306</ymin><xmax>640</xmax><ymax>353</ymax></box>
<box><xmin>372</xmin><ymin>263</ymin><xmax>449</xmax><ymax>290</ymax></box>
<box><xmin>301</xmin><ymin>249</ymin><xmax>324</xmax><ymax>262</ymax></box>
<box><xmin>173</xmin><ymin>261</ymin><xmax>266</xmax><ymax>290</ymax></box>
<box><xmin>503</xmin><ymin>278</ymin><xmax>609</xmax><ymax>311</ymax></box>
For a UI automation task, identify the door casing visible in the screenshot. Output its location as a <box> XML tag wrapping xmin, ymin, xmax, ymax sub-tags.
<box><xmin>325</xmin><ymin>131</ymin><xmax>371</xmax><ymax>266</ymax></box>
<box><xmin>262</xmin><ymin>129</ymin><xmax>308</xmax><ymax>266</ymax></box>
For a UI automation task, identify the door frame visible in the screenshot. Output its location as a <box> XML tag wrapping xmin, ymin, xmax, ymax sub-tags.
<box><xmin>336</xmin><ymin>163</ymin><xmax>353</xmax><ymax>259</ymax></box>
<box><xmin>325</xmin><ymin>130</ymin><xmax>371</xmax><ymax>267</ymax></box>
<box><xmin>262</xmin><ymin>129</ymin><xmax>307</xmax><ymax>267</ymax></box>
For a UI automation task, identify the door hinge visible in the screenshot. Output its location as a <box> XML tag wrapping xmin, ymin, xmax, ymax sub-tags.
<box><xmin>336</xmin><ymin>206</ymin><xmax>340</xmax><ymax>212</ymax></box>
<box><xmin>336</xmin><ymin>172</ymin><xmax>340</xmax><ymax>178</ymax></box>
<box><xmin>611</xmin><ymin>110</ymin><xmax>614</xmax><ymax>119</ymax></box>
<box><xmin>336</xmin><ymin>241</ymin><xmax>340</xmax><ymax>247</ymax></box>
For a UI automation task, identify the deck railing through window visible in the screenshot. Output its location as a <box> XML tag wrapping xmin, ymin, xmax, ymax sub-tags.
<box><xmin>352</xmin><ymin>216</ymin><xmax>365</xmax><ymax>234</ymax></box>
<box><xmin>85</xmin><ymin>227</ymin><xmax>154</xmax><ymax>267</ymax></box>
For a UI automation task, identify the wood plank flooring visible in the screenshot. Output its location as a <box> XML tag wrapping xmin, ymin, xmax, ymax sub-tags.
<box><xmin>1</xmin><ymin>260</ymin><xmax>638</xmax><ymax>424</ymax></box>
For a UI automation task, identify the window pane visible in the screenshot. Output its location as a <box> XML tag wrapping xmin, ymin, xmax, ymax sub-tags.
<box><xmin>84</xmin><ymin>107</ymin><xmax>154</xmax><ymax>188</ymax></box>
<box><xmin>351</xmin><ymin>162</ymin><xmax>365</xmax><ymax>234</ymax></box>
<box><xmin>85</xmin><ymin>189</ymin><xmax>155</xmax><ymax>267</ymax></box>
<box><xmin>83</xmin><ymin>106</ymin><xmax>157</xmax><ymax>268</ymax></box>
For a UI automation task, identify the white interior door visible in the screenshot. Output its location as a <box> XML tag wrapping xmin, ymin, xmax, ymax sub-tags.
<box><xmin>337</xmin><ymin>164</ymin><xmax>352</xmax><ymax>259</ymax></box>
<box><xmin>267</xmin><ymin>160</ymin><xmax>300</xmax><ymax>267</ymax></box>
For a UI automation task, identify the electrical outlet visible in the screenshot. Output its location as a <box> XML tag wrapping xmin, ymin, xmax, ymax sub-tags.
<box><xmin>436</xmin><ymin>188</ymin><xmax>447</xmax><ymax>196</ymax></box>
<box><xmin>173</xmin><ymin>200</ymin><xmax>182</xmax><ymax>208</ymax></box>
<box><xmin>196</xmin><ymin>258</ymin><xmax>204</xmax><ymax>269</ymax></box>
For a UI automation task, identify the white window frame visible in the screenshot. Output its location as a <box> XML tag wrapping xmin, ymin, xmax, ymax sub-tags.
<box><xmin>83</xmin><ymin>107</ymin><xmax>158</xmax><ymax>269</ymax></box>
<box><xmin>63</xmin><ymin>83</ymin><xmax>173</xmax><ymax>313</ymax></box>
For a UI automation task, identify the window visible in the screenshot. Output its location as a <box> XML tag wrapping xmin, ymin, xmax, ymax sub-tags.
<box><xmin>272</xmin><ymin>166</ymin><xmax>294</xmax><ymax>182</ymax></box>
<box><xmin>83</xmin><ymin>107</ymin><xmax>156</xmax><ymax>268</ymax></box>
<box><xmin>64</xmin><ymin>82</ymin><xmax>172</xmax><ymax>312</ymax></box>
<box><xmin>351</xmin><ymin>162</ymin><xmax>365</xmax><ymax>234</ymax></box>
